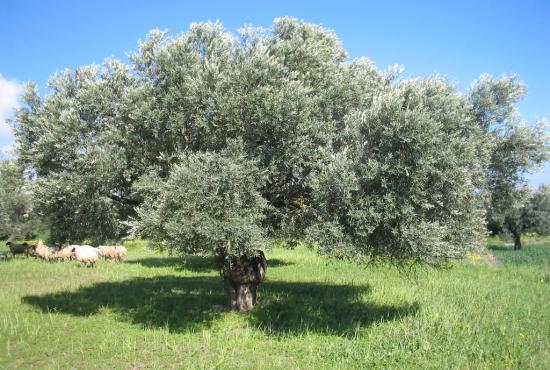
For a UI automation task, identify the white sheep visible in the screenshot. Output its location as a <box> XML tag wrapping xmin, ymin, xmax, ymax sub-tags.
<box><xmin>70</xmin><ymin>245</ymin><xmax>100</xmax><ymax>267</ymax></box>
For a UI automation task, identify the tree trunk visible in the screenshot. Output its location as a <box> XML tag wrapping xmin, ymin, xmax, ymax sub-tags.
<box><xmin>222</xmin><ymin>250</ymin><xmax>267</xmax><ymax>312</ymax></box>
<box><xmin>224</xmin><ymin>279</ymin><xmax>258</xmax><ymax>311</ymax></box>
<box><xmin>513</xmin><ymin>231</ymin><xmax>522</xmax><ymax>250</ymax></box>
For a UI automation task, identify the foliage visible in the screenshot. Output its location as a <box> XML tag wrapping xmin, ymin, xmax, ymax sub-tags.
<box><xmin>11</xmin><ymin>18</ymin><xmax>548</xmax><ymax>264</ymax></box>
<box><xmin>12</xmin><ymin>62</ymin><xmax>141</xmax><ymax>245</ymax></box>
<box><xmin>526</xmin><ymin>184</ymin><xmax>550</xmax><ymax>235</ymax></box>
<box><xmin>0</xmin><ymin>159</ymin><xmax>40</xmax><ymax>239</ymax></box>
<box><xmin>131</xmin><ymin>140</ymin><xmax>269</xmax><ymax>258</ymax></box>
<box><xmin>467</xmin><ymin>74</ymin><xmax>549</xmax><ymax>244</ymax></box>
<box><xmin>307</xmin><ymin>76</ymin><xmax>487</xmax><ymax>265</ymax></box>
<box><xmin>32</xmin><ymin>171</ymin><xmax>128</xmax><ymax>245</ymax></box>
<box><xmin>495</xmin><ymin>185</ymin><xmax>550</xmax><ymax>248</ymax></box>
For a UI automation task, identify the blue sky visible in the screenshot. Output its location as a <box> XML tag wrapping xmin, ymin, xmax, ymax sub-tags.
<box><xmin>1</xmin><ymin>0</ymin><xmax>548</xmax><ymax>186</ymax></box>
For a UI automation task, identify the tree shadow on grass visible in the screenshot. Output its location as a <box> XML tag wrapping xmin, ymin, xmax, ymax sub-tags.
<box><xmin>126</xmin><ymin>256</ymin><xmax>293</xmax><ymax>272</ymax></box>
<box><xmin>22</xmin><ymin>276</ymin><xmax>418</xmax><ymax>336</ymax></box>
<box><xmin>487</xmin><ymin>244</ymin><xmax>511</xmax><ymax>251</ymax></box>
<box><xmin>125</xmin><ymin>256</ymin><xmax>215</xmax><ymax>272</ymax></box>
<box><xmin>252</xmin><ymin>281</ymin><xmax>418</xmax><ymax>336</ymax></box>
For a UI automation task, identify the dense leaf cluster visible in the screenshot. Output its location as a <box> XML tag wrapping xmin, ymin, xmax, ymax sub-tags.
<box><xmin>307</xmin><ymin>77</ymin><xmax>488</xmax><ymax>264</ymax></box>
<box><xmin>133</xmin><ymin>140</ymin><xmax>269</xmax><ymax>258</ymax></box>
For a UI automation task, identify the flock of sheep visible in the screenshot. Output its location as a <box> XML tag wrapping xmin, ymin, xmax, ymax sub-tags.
<box><xmin>2</xmin><ymin>241</ymin><xmax>127</xmax><ymax>267</ymax></box>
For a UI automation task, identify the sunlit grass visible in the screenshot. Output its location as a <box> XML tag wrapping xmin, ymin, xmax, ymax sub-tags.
<box><xmin>1</xmin><ymin>238</ymin><xmax>549</xmax><ymax>369</ymax></box>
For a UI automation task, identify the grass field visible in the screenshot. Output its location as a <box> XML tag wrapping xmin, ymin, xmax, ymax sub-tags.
<box><xmin>1</xmin><ymin>238</ymin><xmax>549</xmax><ymax>369</ymax></box>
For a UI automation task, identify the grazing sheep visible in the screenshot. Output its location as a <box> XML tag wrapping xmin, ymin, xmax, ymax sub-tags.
<box><xmin>6</xmin><ymin>241</ymin><xmax>30</xmax><ymax>257</ymax></box>
<box><xmin>0</xmin><ymin>251</ymin><xmax>9</xmax><ymax>260</ymax></box>
<box><xmin>115</xmin><ymin>246</ymin><xmax>127</xmax><ymax>262</ymax></box>
<box><xmin>49</xmin><ymin>246</ymin><xmax>75</xmax><ymax>261</ymax></box>
<box><xmin>97</xmin><ymin>245</ymin><xmax>116</xmax><ymax>261</ymax></box>
<box><xmin>71</xmin><ymin>245</ymin><xmax>100</xmax><ymax>267</ymax></box>
<box><xmin>25</xmin><ymin>244</ymin><xmax>37</xmax><ymax>257</ymax></box>
<box><xmin>97</xmin><ymin>245</ymin><xmax>127</xmax><ymax>262</ymax></box>
<box><xmin>34</xmin><ymin>241</ymin><xmax>54</xmax><ymax>261</ymax></box>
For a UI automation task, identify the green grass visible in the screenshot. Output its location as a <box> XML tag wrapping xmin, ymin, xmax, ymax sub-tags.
<box><xmin>1</xmin><ymin>239</ymin><xmax>549</xmax><ymax>369</ymax></box>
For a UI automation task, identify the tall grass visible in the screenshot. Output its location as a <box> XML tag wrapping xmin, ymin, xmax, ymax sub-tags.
<box><xmin>1</xmin><ymin>238</ymin><xmax>549</xmax><ymax>369</ymax></box>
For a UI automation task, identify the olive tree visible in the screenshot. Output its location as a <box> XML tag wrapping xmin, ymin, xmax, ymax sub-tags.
<box><xmin>468</xmin><ymin>74</ymin><xmax>549</xmax><ymax>249</ymax></box>
<box><xmin>526</xmin><ymin>184</ymin><xmax>550</xmax><ymax>236</ymax></box>
<box><xmin>497</xmin><ymin>185</ymin><xmax>550</xmax><ymax>249</ymax></box>
<box><xmin>12</xmin><ymin>18</ymin><xmax>547</xmax><ymax>310</ymax></box>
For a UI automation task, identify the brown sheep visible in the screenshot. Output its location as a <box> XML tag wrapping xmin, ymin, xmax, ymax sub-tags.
<box><xmin>49</xmin><ymin>246</ymin><xmax>74</xmax><ymax>261</ymax></box>
<box><xmin>34</xmin><ymin>241</ymin><xmax>54</xmax><ymax>261</ymax></box>
<box><xmin>97</xmin><ymin>245</ymin><xmax>127</xmax><ymax>262</ymax></box>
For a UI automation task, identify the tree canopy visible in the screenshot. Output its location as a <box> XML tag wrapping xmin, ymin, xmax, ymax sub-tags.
<box><xmin>12</xmin><ymin>18</ymin><xmax>549</xmax><ymax>266</ymax></box>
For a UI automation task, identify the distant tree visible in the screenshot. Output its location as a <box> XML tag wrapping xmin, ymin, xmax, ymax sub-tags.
<box><xmin>0</xmin><ymin>159</ymin><xmax>39</xmax><ymax>240</ymax></box>
<box><xmin>526</xmin><ymin>185</ymin><xmax>550</xmax><ymax>236</ymax></box>
<box><xmin>494</xmin><ymin>185</ymin><xmax>550</xmax><ymax>249</ymax></box>
<box><xmin>468</xmin><ymin>74</ymin><xmax>549</xmax><ymax>249</ymax></box>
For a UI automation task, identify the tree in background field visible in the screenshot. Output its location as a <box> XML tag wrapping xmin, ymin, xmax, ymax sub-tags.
<box><xmin>11</xmin><ymin>18</ymin><xmax>549</xmax><ymax>309</ymax></box>
<box><xmin>497</xmin><ymin>185</ymin><xmax>550</xmax><ymax>250</ymax></box>
<box><xmin>0</xmin><ymin>159</ymin><xmax>40</xmax><ymax>240</ymax></box>
<box><xmin>527</xmin><ymin>185</ymin><xmax>550</xmax><ymax>236</ymax></box>
<box><xmin>468</xmin><ymin>74</ymin><xmax>549</xmax><ymax>249</ymax></box>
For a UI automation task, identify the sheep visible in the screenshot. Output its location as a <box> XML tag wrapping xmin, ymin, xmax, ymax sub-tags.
<box><xmin>6</xmin><ymin>241</ymin><xmax>30</xmax><ymax>257</ymax></box>
<box><xmin>71</xmin><ymin>245</ymin><xmax>100</xmax><ymax>267</ymax></box>
<box><xmin>93</xmin><ymin>247</ymin><xmax>103</xmax><ymax>257</ymax></box>
<box><xmin>97</xmin><ymin>245</ymin><xmax>116</xmax><ymax>261</ymax></box>
<box><xmin>115</xmin><ymin>246</ymin><xmax>127</xmax><ymax>262</ymax></box>
<box><xmin>97</xmin><ymin>245</ymin><xmax>127</xmax><ymax>262</ymax></box>
<box><xmin>25</xmin><ymin>244</ymin><xmax>37</xmax><ymax>257</ymax></box>
<box><xmin>49</xmin><ymin>246</ymin><xmax>75</xmax><ymax>261</ymax></box>
<box><xmin>34</xmin><ymin>241</ymin><xmax>54</xmax><ymax>261</ymax></box>
<box><xmin>0</xmin><ymin>251</ymin><xmax>9</xmax><ymax>260</ymax></box>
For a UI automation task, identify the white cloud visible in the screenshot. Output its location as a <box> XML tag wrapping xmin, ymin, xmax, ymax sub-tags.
<box><xmin>0</xmin><ymin>73</ymin><xmax>23</xmax><ymax>142</ymax></box>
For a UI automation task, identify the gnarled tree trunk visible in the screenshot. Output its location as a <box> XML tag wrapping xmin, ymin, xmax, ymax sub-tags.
<box><xmin>222</xmin><ymin>250</ymin><xmax>267</xmax><ymax>311</ymax></box>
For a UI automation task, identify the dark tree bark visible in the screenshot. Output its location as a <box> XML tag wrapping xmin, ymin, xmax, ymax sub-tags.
<box><xmin>512</xmin><ymin>230</ymin><xmax>522</xmax><ymax>250</ymax></box>
<box><xmin>504</xmin><ymin>217</ymin><xmax>523</xmax><ymax>251</ymax></box>
<box><xmin>222</xmin><ymin>250</ymin><xmax>267</xmax><ymax>311</ymax></box>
